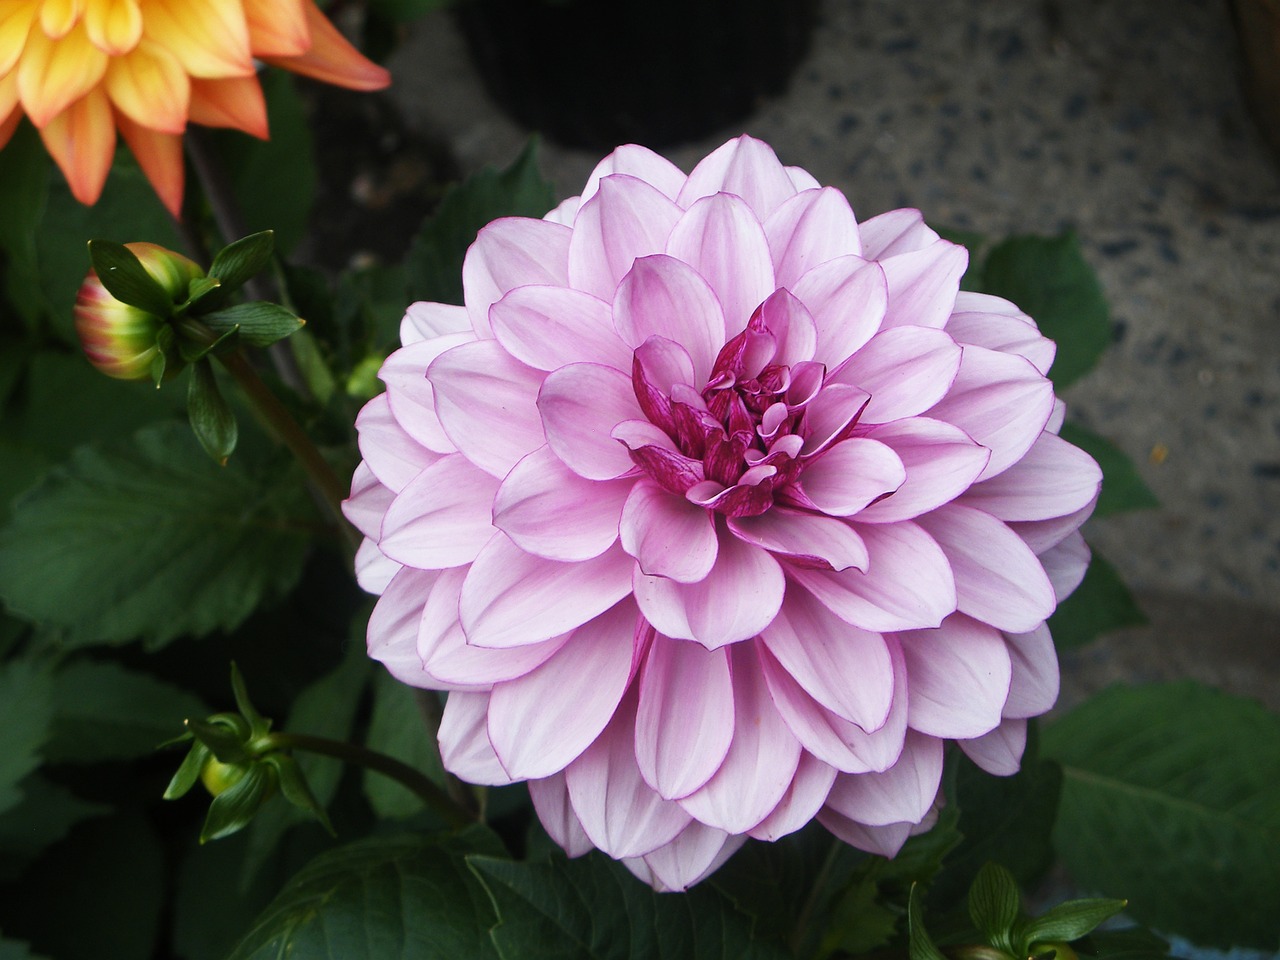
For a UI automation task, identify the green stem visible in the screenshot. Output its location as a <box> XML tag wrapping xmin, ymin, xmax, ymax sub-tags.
<box><xmin>267</xmin><ymin>732</ymin><xmax>474</xmax><ymax>829</ymax></box>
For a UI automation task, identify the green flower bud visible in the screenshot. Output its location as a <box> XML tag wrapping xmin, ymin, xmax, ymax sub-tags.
<box><xmin>73</xmin><ymin>242</ymin><xmax>203</xmax><ymax>380</ymax></box>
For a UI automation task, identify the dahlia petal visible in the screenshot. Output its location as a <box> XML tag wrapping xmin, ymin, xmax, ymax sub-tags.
<box><xmin>401</xmin><ymin>301</ymin><xmax>471</xmax><ymax>344</ymax></box>
<box><xmin>1008</xmin><ymin>501</ymin><xmax>1095</xmax><ymax>554</ymax></box>
<box><xmin>490</xmin><ymin>285</ymin><xmax>629</xmax><ymax>371</ymax></box>
<box><xmin>636</xmin><ymin>823</ymin><xmax>745</xmax><ymax>893</ymax></box>
<box><xmin>438</xmin><ymin>691</ymin><xmax>516</xmax><ymax>786</ymax></box>
<box><xmin>916</xmin><ymin>504</ymin><xmax>1055</xmax><ymax>633</ymax></box>
<box><xmin>380</xmin><ymin>336</ymin><xmax>471</xmax><ymax>454</ymax></box>
<box><xmin>140</xmin><ymin>0</ymin><xmax>254</xmax><ymax>78</ymax></box>
<box><xmin>0</xmin><ymin>5</ymin><xmax>36</xmax><ymax>78</ymax></box>
<box><xmin>493</xmin><ymin>446</ymin><xmax>630</xmax><ymax>562</ymax></box>
<box><xmin>544</xmin><ymin>197</ymin><xmax>579</xmax><ymax>226</ymax></box>
<box><xmin>355</xmin><ymin>393</ymin><xmax>440</xmax><ymax>493</ymax></box>
<box><xmin>462</xmin><ymin>217</ymin><xmax>571</xmax><ymax>338</ymax></box>
<box><xmin>857</xmin><ymin>208</ymin><xmax>940</xmax><ymax>259</ymax></box>
<box><xmin>379</xmin><ymin>455</ymin><xmax>501</xmax><ymax>569</ymax></box>
<box><xmin>17</xmin><ymin>24</ymin><xmax>108</xmax><ymax>127</ymax></box>
<box><xmin>342</xmin><ymin>461</ymin><xmax>392</xmax><ymax>540</ymax></box>
<box><xmin>822</xmin><ymin>730</ymin><xmax>943</xmax><ymax>826</ymax></box>
<box><xmin>947</xmin><ymin>293</ymin><xmax>1056</xmax><ymax>375</ymax></box>
<box><xmin>665</xmin><ymin>194</ymin><xmax>775</xmax><ymax>338</ymax></box>
<box><xmin>817</xmin><ymin>809</ymin><xmax>913</xmax><ymax>858</ymax></box>
<box><xmin>791</xmin><ymin>256</ymin><xmax>888</xmax><ymax>368</ymax></box>
<box><xmin>460</xmin><ymin>536</ymin><xmax>635</xmax><ymax>648</ymax></box>
<box><xmin>799</xmin><ymin>384</ymin><xmax>872</xmax><ymax>456</ymax></box>
<box><xmin>565</xmin><ymin>690</ymin><xmax>693</xmax><ymax>859</ymax></box>
<box><xmin>728</xmin><ymin>508</ymin><xmax>868</xmax><ymax>572</ymax></box>
<box><xmin>366</xmin><ymin>565</ymin><xmax>438</xmax><ymax>686</ymax></box>
<box><xmin>529</xmin><ymin>773</ymin><xmax>594</xmax><ymax>857</ymax></box>
<box><xmin>961</xmin><ymin>431</ymin><xmax>1102</xmax><ymax>521</ymax></box>
<box><xmin>679</xmin><ymin>643</ymin><xmax>802</xmax><ymax>834</ymax></box>
<box><xmin>428</xmin><ymin>339</ymin><xmax>546</xmax><ymax>477</ymax></box>
<box><xmin>786</xmin><ymin>520</ymin><xmax>955</xmax><ymax>633</ymax></box>
<box><xmin>39</xmin><ymin>0</ymin><xmax>78</xmax><ymax>40</ymax></box>
<box><xmin>856</xmin><ymin>418</ymin><xmax>990</xmax><ymax>523</ymax></box>
<box><xmin>959</xmin><ymin>718</ymin><xmax>1028</xmax><ymax>776</ymax></box>
<box><xmin>795</xmin><ymin>438</ymin><xmax>905</xmax><ymax>516</ymax></box>
<box><xmin>187</xmin><ymin>75</ymin><xmax>268</xmax><ymax>138</ymax></box>
<box><xmin>761</xmin><ymin>589</ymin><xmax>893</xmax><ymax>731</ymax></box>
<box><xmin>568</xmin><ymin>174</ymin><xmax>683</xmax><ymax>299</ymax></box>
<box><xmin>115</xmin><ymin>114</ymin><xmax>183</xmax><ymax>216</ymax></box>
<box><xmin>677</xmin><ymin>135</ymin><xmax>797</xmax><ymax>220</ymax></box>
<box><xmin>620</xmin><ymin>479</ymin><xmax>717</xmax><ymax>583</ymax></box>
<box><xmin>896</xmin><ymin>614</ymin><xmax>1012</xmax><ymax>738</ymax></box>
<box><xmin>755</xmin><ymin>287</ymin><xmax>819</xmax><ymax>367</ymax></box>
<box><xmin>760</xmin><ymin>638</ymin><xmax>908</xmax><ymax>774</ymax></box>
<box><xmin>634</xmin><ymin>635</ymin><xmax>734</xmax><ymax>799</ymax></box>
<box><xmin>354</xmin><ymin>537</ymin><xmax>399</xmax><ymax>595</ymax></box>
<box><xmin>786</xmin><ymin>165</ymin><xmax>821</xmax><ymax>191</ymax></box>
<box><xmin>1039</xmin><ymin>530</ymin><xmax>1090</xmax><ymax>603</ymax></box>
<box><xmin>1003</xmin><ymin>624</ymin><xmax>1059</xmax><ymax>719</ymax></box>
<box><xmin>489</xmin><ymin>599</ymin><xmax>640</xmax><ymax>779</ymax></box>
<box><xmin>104</xmin><ymin>39</ymin><xmax>189</xmax><ymax>133</ymax></box>
<box><xmin>37</xmin><ymin>86</ymin><xmax>114</xmax><ymax>206</ymax></box>
<box><xmin>878</xmin><ymin>240</ymin><xmax>968</xmax><ymax>330</ymax></box>
<box><xmin>634</xmin><ymin>525</ymin><xmax>784</xmax><ymax>649</ymax></box>
<box><xmin>242</xmin><ymin>0</ymin><xmax>308</xmax><ymax>57</ymax></box>
<box><xmin>613</xmin><ymin>254</ymin><xmax>726</xmax><ymax>384</ymax></box>
<box><xmin>831</xmin><ymin>326</ymin><xmax>962</xmax><ymax>423</ymax></box>
<box><xmin>579</xmin><ymin>142</ymin><xmax>686</xmax><ymax>205</ymax></box>
<box><xmin>539</xmin><ymin>362</ymin><xmax>643</xmax><ymax>480</ymax></box>
<box><xmin>766</xmin><ymin>187</ymin><xmax>862</xmax><ymax>289</ymax></box>
<box><xmin>85</xmin><ymin>0</ymin><xmax>143</xmax><ymax>56</ymax></box>
<box><xmin>418</xmin><ymin>566</ymin><xmax>567</xmax><ymax>688</ymax></box>
<box><xmin>748</xmin><ymin>752</ymin><xmax>838</xmax><ymax>841</ymax></box>
<box><xmin>926</xmin><ymin>344</ymin><xmax>1054</xmax><ymax>480</ymax></box>
<box><xmin>613</xmin><ymin>419</ymin><xmax>705</xmax><ymax>493</ymax></box>
<box><xmin>259</xmin><ymin>0</ymin><xmax>390</xmax><ymax>90</ymax></box>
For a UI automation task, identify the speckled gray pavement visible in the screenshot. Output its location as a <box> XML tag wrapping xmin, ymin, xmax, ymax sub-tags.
<box><xmin>383</xmin><ymin>0</ymin><xmax>1280</xmax><ymax>706</ymax></box>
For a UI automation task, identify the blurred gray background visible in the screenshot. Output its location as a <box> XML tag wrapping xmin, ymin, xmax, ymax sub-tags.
<box><xmin>378</xmin><ymin>0</ymin><xmax>1280</xmax><ymax>707</ymax></box>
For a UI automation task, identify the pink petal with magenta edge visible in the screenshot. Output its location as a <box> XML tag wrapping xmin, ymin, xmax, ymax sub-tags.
<box><xmin>896</xmin><ymin>613</ymin><xmax>1012</xmax><ymax>739</ymax></box>
<box><xmin>462</xmin><ymin>216</ymin><xmax>571</xmax><ymax>338</ymax></box>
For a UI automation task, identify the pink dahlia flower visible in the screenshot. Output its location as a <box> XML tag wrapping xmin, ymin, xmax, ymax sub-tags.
<box><xmin>347</xmin><ymin>135</ymin><xmax>1101</xmax><ymax>890</ymax></box>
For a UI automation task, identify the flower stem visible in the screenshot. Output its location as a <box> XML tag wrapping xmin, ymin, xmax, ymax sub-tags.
<box><xmin>266</xmin><ymin>732</ymin><xmax>474</xmax><ymax>829</ymax></box>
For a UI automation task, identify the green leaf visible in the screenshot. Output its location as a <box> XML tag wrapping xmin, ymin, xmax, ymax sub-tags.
<box><xmin>207</xmin><ymin>231</ymin><xmax>275</xmax><ymax>300</ymax></box>
<box><xmin>819</xmin><ymin>876</ymin><xmax>900</xmax><ymax>957</ymax></box>
<box><xmin>363</xmin><ymin>670</ymin><xmax>446</xmax><ymax>819</ymax></box>
<box><xmin>405</xmin><ymin>138</ymin><xmax>556</xmax><ymax>306</ymax></box>
<box><xmin>1018</xmin><ymin>899</ymin><xmax>1127</xmax><ymax>950</ymax></box>
<box><xmin>0</xmin><ymin>937</ymin><xmax>50</xmax><ymax>960</ymax></box>
<box><xmin>187</xmin><ymin>360</ymin><xmax>238</xmax><ymax>463</ymax></box>
<box><xmin>0</xmin><ymin>775</ymin><xmax>108</xmax><ymax>881</ymax></box>
<box><xmin>228</xmin><ymin>828</ymin><xmax>505</xmax><ymax>960</ymax></box>
<box><xmin>0</xmin><ymin>421</ymin><xmax>312</xmax><ymax>647</ymax></box>
<box><xmin>979</xmin><ymin>233</ymin><xmax>1110</xmax><ymax>388</ymax></box>
<box><xmin>469</xmin><ymin>852</ymin><xmax>790</xmax><ymax>960</ymax></box>
<box><xmin>199</xmin><ymin>301</ymin><xmax>304</xmax><ymax>347</ymax></box>
<box><xmin>1057</xmin><ymin>424</ymin><xmax>1158</xmax><ymax>517</ymax></box>
<box><xmin>203</xmin><ymin>764</ymin><xmax>275</xmax><ymax>842</ymax></box>
<box><xmin>44</xmin><ymin>658</ymin><xmax>208</xmax><ymax>763</ymax></box>
<box><xmin>907</xmin><ymin>883</ymin><xmax>949</xmax><ymax>960</ymax></box>
<box><xmin>86</xmin><ymin>239</ymin><xmax>174</xmax><ymax>318</ymax></box>
<box><xmin>1042</xmin><ymin>682</ymin><xmax>1280</xmax><ymax>948</ymax></box>
<box><xmin>0</xmin><ymin>660</ymin><xmax>53</xmax><ymax>816</ymax></box>
<box><xmin>968</xmin><ymin>862</ymin><xmax>1022</xmax><ymax>953</ymax></box>
<box><xmin>1047</xmin><ymin>552</ymin><xmax>1146</xmax><ymax>650</ymax></box>
<box><xmin>215</xmin><ymin>74</ymin><xmax>315</xmax><ymax>252</ymax></box>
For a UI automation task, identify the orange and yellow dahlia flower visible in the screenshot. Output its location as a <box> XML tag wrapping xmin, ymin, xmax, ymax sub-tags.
<box><xmin>0</xmin><ymin>0</ymin><xmax>390</xmax><ymax>216</ymax></box>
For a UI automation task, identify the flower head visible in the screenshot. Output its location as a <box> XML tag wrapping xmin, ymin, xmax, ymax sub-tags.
<box><xmin>348</xmin><ymin>136</ymin><xmax>1102</xmax><ymax>890</ymax></box>
<box><xmin>0</xmin><ymin>0</ymin><xmax>390</xmax><ymax>215</ymax></box>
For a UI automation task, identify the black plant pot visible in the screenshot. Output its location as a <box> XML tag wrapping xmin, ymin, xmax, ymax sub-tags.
<box><xmin>455</xmin><ymin>0</ymin><xmax>818</xmax><ymax>150</ymax></box>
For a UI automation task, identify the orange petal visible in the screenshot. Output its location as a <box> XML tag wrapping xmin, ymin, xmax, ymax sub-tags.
<box><xmin>39</xmin><ymin>0</ymin><xmax>83</xmax><ymax>40</ymax></box>
<box><xmin>84</xmin><ymin>0</ymin><xmax>143</xmax><ymax>56</ymax></box>
<box><xmin>104</xmin><ymin>38</ymin><xmax>189</xmax><ymax>133</ymax></box>
<box><xmin>16</xmin><ymin>22</ymin><xmax>109</xmax><ymax>127</ymax></box>
<box><xmin>0</xmin><ymin>1</ymin><xmax>39</xmax><ymax>75</ymax></box>
<box><xmin>188</xmin><ymin>74</ymin><xmax>268</xmax><ymax>138</ymax></box>
<box><xmin>242</xmin><ymin>0</ymin><xmax>309</xmax><ymax>57</ymax></box>
<box><xmin>0</xmin><ymin>77</ymin><xmax>20</xmax><ymax>150</ymax></box>
<box><xmin>117</xmin><ymin>111</ymin><xmax>184</xmax><ymax>216</ymax></box>
<box><xmin>262</xmin><ymin>1</ymin><xmax>389</xmax><ymax>92</ymax></box>
<box><xmin>38</xmin><ymin>86</ymin><xmax>115</xmax><ymax>205</ymax></box>
<box><xmin>141</xmin><ymin>0</ymin><xmax>253</xmax><ymax>79</ymax></box>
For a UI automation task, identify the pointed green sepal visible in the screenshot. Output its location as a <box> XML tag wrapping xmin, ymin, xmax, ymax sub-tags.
<box><xmin>969</xmin><ymin>862</ymin><xmax>1023</xmax><ymax>954</ymax></box>
<box><xmin>228</xmin><ymin>662</ymin><xmax>270</xmax><ymax>737</ymax></box>
<box><xmin>200</xmin><ymin>763</ymin><xmax>277</xmax><ymax>843</ymax></box>
<box><xmin>164</xmin><ymin>739</ymin><xmax>212</xmax><ymax>800</ymax></box>
<box><xmin>206</xmin><ymin>230</ymin><xmax>275</xmax><ymax>300</ymax></box>
<box><xmin>199</xmin><ymin>301</ymin><xmax>305</xmax><ymax>348</ymax></box>
<box><xmin>178</xmin><ymin>324</ymin><xmax>238</xmax><ymax>363</ymax></box>
<box><xmin>264</xmin><ymin>753</ymin><xmax>335</xmax><ymax>836</ymax></box>
<box><xmin>186</xmin><ymin>716</ymin><xmax>252</xmax><ymax>765</ymax></box>
<box><xmin>908</xmin><ymin>883</ymin><xmax>950</xmax><ymax>960</ymax></box>
<box><xmin>183</xmin><ymin>276</ymin><xmax>223</xmax><ymax>311</ymax></box>
<box><xmin>187</xmin><ymin>360</ymin><xmax>238</xmax><ymax>464</ymax></box>
<box><xmin>1018</xmin><ymin>899</ymin><xmax>1128</xmax><ymax>952</ymax></box>
<box><xmin>88</xmin><ymin>239</ymin><xmax>176</xmax><ymax>319</ymax></box>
